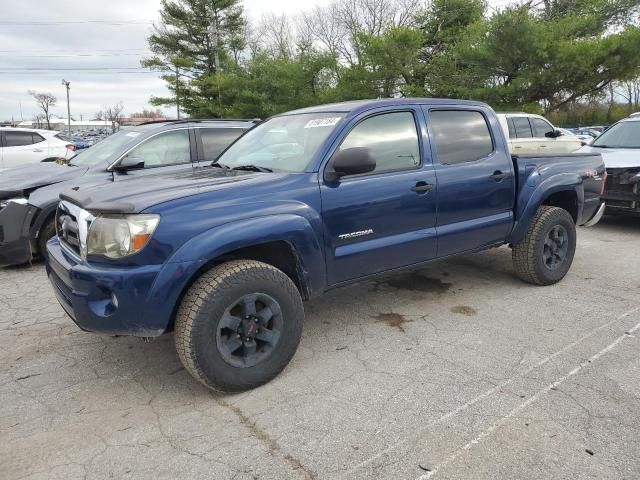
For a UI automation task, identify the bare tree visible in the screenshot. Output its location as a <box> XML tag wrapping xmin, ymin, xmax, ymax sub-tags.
<box><xmin>103</xmin><ymin>102</ymin><xmax>125</xmax><ymax>133</ymax></box>
<box><xmin>28</xmin><ymin>90</ymin><xmax>56</xmax><ymax>129</ymax></box>
<box><xmin>94</xmin><ymin>110</ymin><xmax>105</xmax><ymax>121</ymax></box>
<box><xmin>32</xmin><ymin>113</ymin><xmax>45</xmax><ymax>129</ymax></box>
<box><xmin>258</xmin><ymin>13</ymin><xmax>295</xmax><ymax>58</ymax></box>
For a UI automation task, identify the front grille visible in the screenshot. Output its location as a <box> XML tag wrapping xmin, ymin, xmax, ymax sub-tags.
<box><xmin>603</xmin><ymin>168</ymin><xmax>640</xmax><ymax>211</ymax></box>
<box><xmin>56</xmin><ymin>201</ymin><xmax>94</xmax><ymax>257</ymax></box>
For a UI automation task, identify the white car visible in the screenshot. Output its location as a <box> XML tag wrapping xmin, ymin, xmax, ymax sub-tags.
<box><xmin>558</xmin><ymin>128</ymin><xmax>592</xmax><ymax>144</ymax></box>
<box><xmin>0</xmin><ymin>128</ymin><xmax>73</xmax><ymax>169</ymax></box>
<box><xmin>497</xmin><ymin>113</ymin><xmax>583</xmax><ymax>154</ymax></box>
<box><xmin>578</xmin><ymin>115</ymin><xmax>640</xmax><ymax>216</ymax></box>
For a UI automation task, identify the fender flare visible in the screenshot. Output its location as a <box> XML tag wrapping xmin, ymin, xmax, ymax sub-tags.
<box><xmin>166</xmin><ymin>213</ymin><xmax>326</xmax><ymax>296</ymax></box>
<box><xmin>509</xmin><ymin>172</ymin><xmax>584</xmax><ymax>243</ymax></box>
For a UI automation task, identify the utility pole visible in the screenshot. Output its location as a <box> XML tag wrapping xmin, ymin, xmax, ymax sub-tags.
<box><xmin>208</xmin><ymin>12</ymin><xmax>223</xmax><ymax>113</ymax></box>
<box><xmin>61</xmin><ymin>79</ymin><xmax>71</xmax><ymax>134</ymax></box>
<box><xmin>175</xmin><ymin>65</ymin><xmax>180</xmax><ymax>119</ymax></box>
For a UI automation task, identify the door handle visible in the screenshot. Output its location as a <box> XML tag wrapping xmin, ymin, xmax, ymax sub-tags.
<box><xmin>32</xmin><ymin>149</ymin><xmax>43</xmax><ymax>152</ymax></box>
<box><xmin>411</xmin><ymin>182</ymin><xmax>433</xmax><ymax>193</ymax></box>
<box><xmin>490</xmin><ymin>171</ymin><xmax>506</xmax><ymax>181</ymax></box>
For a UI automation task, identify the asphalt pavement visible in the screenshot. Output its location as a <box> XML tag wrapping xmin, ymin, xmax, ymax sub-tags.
<box><xmin>1</xmin><ymin>215</ymin><xmax>639</xmax><ymax>480</ymax></box>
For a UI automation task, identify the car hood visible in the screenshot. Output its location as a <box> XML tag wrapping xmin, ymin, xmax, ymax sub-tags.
<box><xmin>0</xmin><ymin>163</ymin><xmax>88</xmax><ymax>196</ymax></box>
<box><xmin>578</xmin><ymin>146</ymin><xmax>640</xmax><ymax>169</ymax></box>
<box><xmin>61</xmin><ymin>167</ymin><xmax>271</xmax><ymax>214</ymax></box>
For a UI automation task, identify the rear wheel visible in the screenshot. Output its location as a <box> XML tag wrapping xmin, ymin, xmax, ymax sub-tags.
<box><xmin>512</xmin><ymin>206</ymin><xmax>576</xmax><ymax>285</ymax></box>
<box><xmin>37</xmin><ymin>219</ymin><xmax>56</xmax><ymax>260</ymax></box>
<box><xmin>174</xmin><ymin>260</ymin><xmax>304</xmax><ymax>392</ymax></box>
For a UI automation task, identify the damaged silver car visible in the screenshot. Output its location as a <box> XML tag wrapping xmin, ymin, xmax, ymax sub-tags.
<box><xmin>580</xmin><ymin>115</ymin><xmax>640</xmax><ymax>216</ymax></box>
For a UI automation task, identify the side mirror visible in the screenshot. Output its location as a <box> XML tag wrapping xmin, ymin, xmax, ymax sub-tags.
<box><xmin>114</xmin><ymin>155</ymin><xmax>145</xmax><ymax>171</ymax></box>
<box><xmin>326</xmin><ymin>147</ymin><xmax>376</xmax><ymax>182</ymax></box>
<box><xmin>546</xmin><ymin>129</ymin><xmax>561</xmax><ymax>138</ymax></box>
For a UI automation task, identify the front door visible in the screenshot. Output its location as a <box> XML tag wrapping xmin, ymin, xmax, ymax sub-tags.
<box><xmin>320</xmin><ymin>108</ymin><xmax>438</xmax><ymax>285</ymax></box>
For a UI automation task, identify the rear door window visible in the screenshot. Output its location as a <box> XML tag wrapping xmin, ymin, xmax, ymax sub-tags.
<box><xmin>199</xmin><ymin>128</ymin><xmax>245</xmax><ymax>162</ymax></box>
<box><xmin>511</xmin><ymin>117</ymin><xmax>533</xmax><ymax>138</ymax></box>
<box><xmin>429</xmin><ymin>110</ymin><xmax>494</xmax><ymax>165</ymax></box>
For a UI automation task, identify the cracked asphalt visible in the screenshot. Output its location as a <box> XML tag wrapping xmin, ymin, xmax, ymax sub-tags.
<box><xmin>2</xmin><ymin>215</ymin><xmax>640</xmax><ymax>480</ymax></box>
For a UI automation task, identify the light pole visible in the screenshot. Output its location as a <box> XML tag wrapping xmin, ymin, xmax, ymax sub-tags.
<box><xmin>61</xmin><ymin>79</ymin><xmax>71</xmax><ymax>135</ymax></box>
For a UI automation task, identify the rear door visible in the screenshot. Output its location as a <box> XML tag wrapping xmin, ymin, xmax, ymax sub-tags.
<box><xmin>424</xmin><ymin>108</ymin><xmax>515</xmax><ymax>257</ymax></box>
<box><xmin>320</xmin><ymin>107</ymin><xmax>438</xmax><ymax>284</ymax></box>
<box><xmin>509</xmin><ymin>116</ymin><xmax>539</xmax><ymax>154</ymax></box>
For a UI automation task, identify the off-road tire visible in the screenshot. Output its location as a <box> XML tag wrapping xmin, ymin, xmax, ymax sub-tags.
<box><xmin>174</xmin><ymin>259</ymin><xmax>304</xmax><ymax>392</ymax></box>
<box><xmin>512</xmin><ymin>206</ymin><xmax>576</xmax><ymax>286</ymax></box>
<box><xmin>37</xmin><ymin>219</ymin><xmax>56</xmax><ymax>260</ymax></box>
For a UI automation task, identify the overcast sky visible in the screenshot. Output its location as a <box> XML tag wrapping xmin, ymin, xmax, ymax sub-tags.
<box><xmin>0</xmin><ymin>0</ymin><xmax>333</xmax><ymax>121</ymax></box>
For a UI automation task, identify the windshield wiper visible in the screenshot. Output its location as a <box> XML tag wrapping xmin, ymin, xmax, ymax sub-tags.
<box><xmin>590</xmin><ymin>144</ymin><xmax>611</xmax><ymax>148</ymax></box>
<box><xmin>211</xmin><ymin>161</ymin><xmax>230</xmax><ymax>169</ymax></box>
<box><xmin>231</xmin><ymin>164</ymin><xmax>273</xmax><ymax>173</ymax></box>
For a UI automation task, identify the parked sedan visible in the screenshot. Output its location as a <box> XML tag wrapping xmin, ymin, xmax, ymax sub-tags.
<box><xmin>0</xmin><ymin>128</ymin><xmax>74</xmax><ymax>168</ymax></box>
<box><xmin>0</xmin><ymin>119</ymin><xmax>257</xmax><ymax>266</ymax></box>
<box><xmin>578</xmin><ymin>115</ymin><xmax>640</xmax><ymax>216</ymax></box>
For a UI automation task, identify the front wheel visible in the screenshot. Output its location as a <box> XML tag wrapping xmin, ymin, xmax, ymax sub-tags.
<box><xmin>512</xmin><ymin>206</ymin><xmax>576</xmax><ymax>286</ymax></box>
<box><xmin>174</xmin><ymin>260</ymin><xmax>304</xmax><ymax>392</ymax></box>
<box><xmin>38</xmin><ymin>219</ymin><xmax>56</xmax><ymax>260</ymax></box>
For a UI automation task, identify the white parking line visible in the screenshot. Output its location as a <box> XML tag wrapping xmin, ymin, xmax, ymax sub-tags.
<box><xmin>417</xmin><ymin>314</ymin><xmax>640</xmax><ymax>479</ymax></box>
<box><xmin>342</xmin><ymin>306</ymin><xmax>639</xmax><ymax>477</ymax></box>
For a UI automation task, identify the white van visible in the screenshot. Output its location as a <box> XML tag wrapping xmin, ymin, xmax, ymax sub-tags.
<box><xmin>497</xmin><ymin>113</ymin><xmax>583</xmax><ymax>155</ymax></box>
<box><xmin>0</xmin><ymin>128</ymin><xmax>72</xmax><ymax>169</ymax></box>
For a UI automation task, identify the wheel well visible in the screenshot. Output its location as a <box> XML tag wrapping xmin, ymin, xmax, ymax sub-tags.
<box><xmin>543</xmin><ymin>191</ymin><xmax>578</xmax><ymax>223</ymax></box>
<box><xmin>166</xmin><ymin>241</ymin><xmax>308</xmax><ymax>333</ymax></box>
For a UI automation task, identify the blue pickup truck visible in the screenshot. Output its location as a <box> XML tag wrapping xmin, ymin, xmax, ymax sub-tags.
<box><xmin>46</xmin><ymin>99</ymin><xmax>606</xmax><ymax>392</ymax></box>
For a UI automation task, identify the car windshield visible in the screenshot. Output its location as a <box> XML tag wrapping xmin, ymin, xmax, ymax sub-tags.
<box><xmin>591</xmin><ymin>121</ymin><xmax>640</xmax><ymax>148</ymax></box>
<box><xmin>68</xmin><ymin>129</ymin><xmax>142</xmax><ymax>166</ymax></box>
<box><xmin>216</xmin><ymin>113</ymin><xmax>344</xmax><ymax>172</ymax></box>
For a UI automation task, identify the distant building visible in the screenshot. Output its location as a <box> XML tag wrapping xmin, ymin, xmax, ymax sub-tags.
<box><xmin>120</xmin><ymin>116</ymin><xmax>173</xmax><ymax>126</ymax></box>
<box><xmin>17</xmin><ymin>118</ymin><xmax>114</xmax><ymax>132</ymax></box>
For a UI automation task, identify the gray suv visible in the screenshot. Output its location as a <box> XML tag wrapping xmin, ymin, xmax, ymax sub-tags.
<box><xmin>0</xmin><ymin>119</ymin><xmax>257</xmax><ymax>266</ymax></box>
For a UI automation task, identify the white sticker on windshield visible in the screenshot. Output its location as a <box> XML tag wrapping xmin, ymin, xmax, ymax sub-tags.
<box><xmin>125</xmin><ymin>132</ymin><xmax>141</xmax><ymax>137</ymax></box>
<box><xmin>304</xmin><ymin>117</ymin><xmax>341</xmax><ymax>129</ymax></box>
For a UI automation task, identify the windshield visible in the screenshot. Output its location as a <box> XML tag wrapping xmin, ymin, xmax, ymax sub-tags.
<box><xmin>591</xmin><ymin>121</ymin><xmax>640</xmax><ymax>148</ymax></box>
<box><xmin>216</xmin><ymin>113</ymin><xmax>344</xmax><ymax>172</ymax></box>
<box><xmin>68</xmin><ymin>129</ymin><xmax>142</xmax><ymax>166</ymax></box>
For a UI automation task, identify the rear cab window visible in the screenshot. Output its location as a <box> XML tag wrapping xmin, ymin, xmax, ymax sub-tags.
<box><xmin>428</xmin><ymin>110</ymin><xmax>494</xmax><ymax>165</ymax></box>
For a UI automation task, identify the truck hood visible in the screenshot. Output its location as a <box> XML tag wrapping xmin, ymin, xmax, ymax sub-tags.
<box><xmin>578</xmin><ymin>146</ymin><xmax>640</xmax><ymax>168</ymax></box>
<box><xmin>60</xmin><ymin>167</ymin><xmax>264</xmax><ymax>214</ymax></box>
<box><xmin>0</xmin><ymin>163</ymin><xmax>88</xmax><ymax>196</ymax></box>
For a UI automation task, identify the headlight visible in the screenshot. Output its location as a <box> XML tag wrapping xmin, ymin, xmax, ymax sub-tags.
<box><xmin>0</xmin><ymin>197</ymin><xmax>28</xmax><ymax>209</ymax></box>
<box><xmin>86</xmin><ymin>214</ymin><xmax>160</xmax><ymax>258</ymax></box>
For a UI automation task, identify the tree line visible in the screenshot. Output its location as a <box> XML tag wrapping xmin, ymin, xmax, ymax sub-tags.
<box><xmin>144</xmin><ymin>0</ymin><xmax>640</xmax><ymax>125</ymax></box>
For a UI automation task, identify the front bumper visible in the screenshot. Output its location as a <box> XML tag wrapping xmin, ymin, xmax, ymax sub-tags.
<box><xmin>583</xmin><ymin>201</ymin><xmax>606</xmax><ymax>227</ymax></box>
<box><xmin>0</xmin><ymin>202</ymin><xmax>37</xmax><ymax>267</ymax></box>
<box><xmin>45</xmin><ymin>238</ymin><xmax>198</xmax><ymax>337</ymax></box>
<box><xmin>603</xmin><ymin>168</ymin><xmax>640</xmax><ymax>216</ymax></box>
